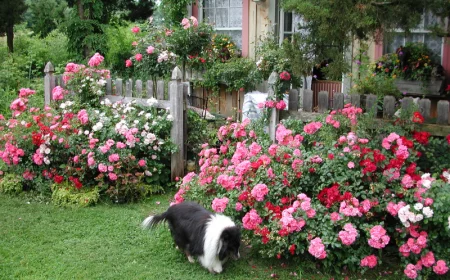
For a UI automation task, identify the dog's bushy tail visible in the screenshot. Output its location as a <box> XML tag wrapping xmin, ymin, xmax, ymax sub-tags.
<box><xmin>141</xmin><ymin>211</ymin><xmax>168</xmax><ymax>230</ymax></box>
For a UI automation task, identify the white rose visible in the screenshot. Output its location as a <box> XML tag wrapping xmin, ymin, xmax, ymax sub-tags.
<box><xmin>414</xmin><ymin>203</ymin><xmax>423</xmax><ymax>211</ymax></box>
<box><xmin>422</xmin><ymin>207</ymin><xmax>434</xmax><ymax>218</ymax></box>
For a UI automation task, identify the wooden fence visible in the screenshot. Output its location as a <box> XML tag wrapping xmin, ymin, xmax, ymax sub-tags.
<box><xmin>43</xmin><ymin>62</ymin><xmax>188</xmax><ymax>180</ymax></box>
<box><xmin>266</xmin><ymin>72</ymin><xmax>450</xmax><ymax>141</ymax></box>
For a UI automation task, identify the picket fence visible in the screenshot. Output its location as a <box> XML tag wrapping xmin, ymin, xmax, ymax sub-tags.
<box><xmin>264</xmin><ymin>71</ymin><xmax>450</xmax><ymax>142</ymax></box>
<box><xmin>43</xmin><ymin>62</ymin><xmax>188</xmax><ymax>180</ymax></box>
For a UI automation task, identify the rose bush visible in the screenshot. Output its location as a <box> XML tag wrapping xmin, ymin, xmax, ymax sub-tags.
<box><xmin>0</xmin><ymin>59</ymin><xmax>176</xmax><ymax>202</ymax></box>
<box><xmin>172</xmin><ymin>104</ymin><xmax>450</xmax><ymax>278</ymax></box>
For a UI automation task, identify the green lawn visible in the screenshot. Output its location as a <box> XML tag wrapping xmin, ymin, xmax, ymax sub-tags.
<box><xmin>0</xmin><ymin>193</ymin><xmax>402</xmax><ymax>280</ymax></box>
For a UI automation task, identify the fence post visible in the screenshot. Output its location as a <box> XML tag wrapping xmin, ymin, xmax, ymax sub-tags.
<box><xmin>303</xmin><ymin>89</ymin><xmax>313</xmax><ymax>112</ymax></box>
<box><xmin>318</xmin><ymin>91</ymin><xmax>329</xmax><ymax>113</ymax></box>
<box><xmin>437</xmin><ymin>100</ymin><xmax>449</xmax><ymax>125</ymax></box>
<box><xmin>268</xmin><ymin>71</ymin><xmax>279</xmax><ymax>143</ymax></box>
<box><xmin>383</xmin><ymin>95</ymin><xmax>396</xmax><ymax>118</ymax></box>
<box><xmin>333</xmin><ymin>93</ymin><xmax>344</xmax><ymax>110</ymax></box>
<box><xmin>288</xmin><ymin>88</ymin><xmax>299</xmax><ymax>111</ymax></box>
<box><xmin>44</xmin><ymin>62</ymin><xmax>55</xmax><ymax>105</ymax></box>
<box><xmin>365</xmin><ymin>94</ymin><xmax>378</xmax><ymax>117</ymax></box>
<box><xmin>170</xmin><ymin>66</ymin><xmax>185</xmax><ymax>181</ymax></box>
<box><xmin>418</xmin><ymin>99</ymin><xmax>431</xmax><ymax>121</ymax></box>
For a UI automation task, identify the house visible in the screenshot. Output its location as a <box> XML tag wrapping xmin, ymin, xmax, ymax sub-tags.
<box><xmin>189</xmin><ymin>1</ymin><xmax>450</xmax><ymax>81</ymax></box>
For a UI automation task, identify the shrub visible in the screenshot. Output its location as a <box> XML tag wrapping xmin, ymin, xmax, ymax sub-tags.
<box><xmin>51</xmin><ymin>182</ymin><xmax>100</xmax><ymax>207</ymax></box>
<box><xmin>0</xmin><ymin>173</ymin><xmax>23</xmax><ymax>194</ymax></box>
<box><xmin>173</xmin><ymin>105</ymin><xmax>450</xmax><ymax>278</ymax></box>
<box><xmin>0</xmin><ymin>54</ymin><xmax>176</xmax><ymax>203</ymax></box>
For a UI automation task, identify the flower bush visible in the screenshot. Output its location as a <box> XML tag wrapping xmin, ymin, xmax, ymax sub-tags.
<box><xmin>126</xmin><ymin>19</ymin><xmax>177</xmax><ymax>84</ymax></box>
<box><xmin>62</xmin><ymin>54</ymin><xmax>111</xmax><ymax>108</ymax></box>
<box><xmin>172</xmin><ymin>104</ymin><xmax>450</xmax><ymax>278</ymax></box>
<box><xmin>0</xmin><ymin>74</ymin><xmax>176</xmax><ymax>202</ymax></box>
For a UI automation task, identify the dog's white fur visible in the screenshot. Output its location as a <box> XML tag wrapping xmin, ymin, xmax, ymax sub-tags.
<box><xmin>198</xmin><ymin>214</ymin><xmax>238</xmax><ymax>273</ymax></box>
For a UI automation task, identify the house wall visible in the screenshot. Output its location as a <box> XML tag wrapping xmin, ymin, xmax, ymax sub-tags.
<box><xmin>248</xmin><ymin>1</ymin><xmax>271</xmax><ymax>60</ymax></box>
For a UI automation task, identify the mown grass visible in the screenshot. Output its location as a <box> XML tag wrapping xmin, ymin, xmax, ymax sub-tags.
<box><xmin>0</xmin><ymin>193</ymin><xmax>404</xmax><ymax>280</ymax></box>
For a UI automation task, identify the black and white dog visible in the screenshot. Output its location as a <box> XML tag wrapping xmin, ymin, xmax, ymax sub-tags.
<box><xmin>142</xmin><ymin>201</ymin><xmax>241</xmax><ymax>274</ymax></box>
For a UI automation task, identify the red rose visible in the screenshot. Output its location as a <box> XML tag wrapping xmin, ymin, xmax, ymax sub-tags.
<box><xmin>447</xmin><ymin>134</ymin><xmax>450</xmax><ymax>145</ymax></box>
<box><xmin>412</xmin><ymin>112</ymin><xmax>424</xmax><ymax>124</ymax></box>
<box><xmin>413</xmin><ymin>131</ymin><xmax>430</xmax><ymax>145</ymax></box>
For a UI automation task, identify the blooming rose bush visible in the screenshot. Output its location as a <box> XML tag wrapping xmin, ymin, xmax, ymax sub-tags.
<box><xmin>62</xmin><ymin>53</ymin><xmax>110</xmax><ymax>107</ymax></box>
<box><xmin>171</xmin><ymin>104</ymin><xmax>450</xmax><ymax>278</ymax></box>
<box><xmin>0</xmin><ymin>83</ymin><xmax>176</xmax><ymax>202</ymax></box>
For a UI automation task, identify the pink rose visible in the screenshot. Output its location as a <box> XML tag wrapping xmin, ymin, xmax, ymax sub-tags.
<box><xmin>88</xmin><ymin>52</ymin><xmax>104</xmax><ymax>67</ymax></box>
<box><xmin>251</xmin><ymin>183</ymin><xmax>269</xmax><ymax>202</ymax></box>
<box><xmin>146</xmin><ymin>45</ymin><xmax>155</xmax><ymax>54</ymax></box>
<box><xmin>212</xmin><ymin>197</ymin><xmax>229</xmax><ymax>213</ymax></box>
<box><xmin>135</xmin><ymin>53</ymin><xmax>143</xmax><ymax>62</ymax></box>
<box><xmin>131</xmin><ymin>26</ymin><xmax>140</xmax><ymax>33</ymax></box>
<box><xmin>125</xmin><ymin>59</ymin><xmax>133</xmax><ymax>67</ymax></box>
<box><xmin>108</xmin><ymin>172</ymin><xmax>118</xmax><ymax>181</ymax></box>
<box><xmin>360</xmin><ymin>255</ymin><xmax>377</xmax><ymax>268</ymax></box>
<box><xmin>181</xmin><ymin>18</ymin><xmax>190</xmax><ymax>29</ymax></box>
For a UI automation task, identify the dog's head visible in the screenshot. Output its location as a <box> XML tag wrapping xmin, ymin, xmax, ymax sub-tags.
<box><xmin>218</xmin><ymin>226</ymin><xmax>241</xmax><ymax>261</ymax></box>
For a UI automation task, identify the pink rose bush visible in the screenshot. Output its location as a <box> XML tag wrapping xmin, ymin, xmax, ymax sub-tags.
<box><xmin>0</xmin><ymin>62</ymin><xmax>176</xmax><ymax>202</ymax></box>
<box><xmin>171</xmin><ymin>104</ymin><xmax>450</xmax><ymax>278</ymax></box>
<box><xmin>62</xmin><ymin>53</ymin><xmax>110</xmax><ymax>107</ymax></box>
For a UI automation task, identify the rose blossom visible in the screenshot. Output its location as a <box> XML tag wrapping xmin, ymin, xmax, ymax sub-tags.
<box><xmin>360</xmin><ymin>255</ymin><xmax>377</xmax><ymax>268</ymax></box>
<box><xmin>251</xmin><ymin>183</ymin><xmax>269</xmax><ymax>201</ymax></box>
<box><xmin>212</xmin><ymin>197</ymin><xmax>229</xmax><ymax>213</ymax></box>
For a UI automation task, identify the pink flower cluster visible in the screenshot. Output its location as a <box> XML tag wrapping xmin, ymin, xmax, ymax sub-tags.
<box><xmin>242</xmin><ymin>209</ymin><xmax>263</xmax><ymax>230</ymax></box>
<box><xmin>308</xmin><ymin>237</ymin><xmax>326</xmax><ymax>259</ymax></box>
<box><xmin>382</xmin><ymin>132</ymin><xmax>400</xmax><ymax>150</ymax></box>
<box><xmin>10</xmin><ymin>98</ymin><xmax>28</xmax><ymax>117</ymax></box>
<box><xmin>18</xmin><ymin>88</ymin><xmax>35</xmax><ymax>98</ymax></box>
<box><xmin>386</xmin><ymin>201</ymin><xmax>407</xmax><ymax>216</ymax></box>
<box><xmin>52</xmin><ymin>86</ymin><xmax>67</xmax><ymax>101</ymax></box>
<box><xmin>181</xmin><ymin>16</ymin><xmax>198</xmax><ymax>29</ymax></box>
<box><xmin>341</xmin><ymin>103</ymin><xmax>363</xmax><ymax>126</ymax></box>
<box><xmin>212</xmin><ymin>197</ymin><xmax>229</xmax><ymax>213</ymax></box>
<box><xmin>303</xmin><ymin>122</ymin><xmax>322</xmax><ymax>135</ymax></box>
<box><xmin>338</xmin><ymin>223</ymin><xmax>358</xmax><ymax>246</ymax></box>
<box><xmin>258</xmin><ymin>100</ymin><xmax>287</xmax><ymax>111</ymax></box>
<box><xmin>325</xmin><ymin>111</ymin><xmax>340</xmax><ymax>128</ymax></box>
<box><xmin>0</xmin><ymin>143</ymin><xmax>25</xmax><ymax>165</ymax></box>
<box><xmin>368</xmin><ymin>225</ymin><xmax>390</xmax><ymax>249</ymax></box>
<box><xmin>88</xmin><ymin>53</ymin><xmax>104</xmax><ymax>67</ymax></box>
<box><xmin>339</xmin><ymin>197</ymin><xmax>362</xmax><ymax>217</ymax></box>
<box><xmin>360</xmin><ymin>255</ymin><xmax>377</xmax><ymax>268</ymax></box>
<box><xmin>77</xmin><ymin>109</ymin><xmax>89</xmax><ymax>125</ymax></box>
<box><xmin>399</xmin><ymin>234</ymin><xmax>428</xmax><ymax>257</ymax></box>
<box><xmin>251</xmin><ymin>183</ymin><xmax>269</xmax><ymax>201</ymax></box>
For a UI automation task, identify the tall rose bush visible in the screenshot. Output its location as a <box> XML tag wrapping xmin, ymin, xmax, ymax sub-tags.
<box><xmin>172</xmin><ymin>104</ymin><xmax>450</xmax><ymax>278</ymax></box>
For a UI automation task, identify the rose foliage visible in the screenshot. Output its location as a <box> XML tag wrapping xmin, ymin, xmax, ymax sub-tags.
<box><xmin>172</xmin><ymin>104</ymin><xmax>450</xmax><ymax>278</ymax></box>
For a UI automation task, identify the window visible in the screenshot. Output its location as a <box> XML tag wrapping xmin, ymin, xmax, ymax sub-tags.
<box><xmin>384</xmin><ymin>11</ymin><xmax>444</xmax><ymax>63</ymax></box>
<box><xmin>203</xmin><ymin>0</ymin><xmax>243</xmax><ymax>48</ymax></box>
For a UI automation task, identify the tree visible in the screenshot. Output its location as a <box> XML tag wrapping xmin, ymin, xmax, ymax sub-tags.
<box><xmin>0</xmin><ymin>0</ymin><xmax>27</xmax><ymax>53</ymax></box>
<box><xmin>25</xmin><ymin>0</ymin><xmax>68</xmax><ymax>38</ymax></box>
<box><xmin>280</xmin><ymin>0</ymin><xmax>442</xmax><ymax>79</ymax></box>
<box><xmin>63</xmin><ymin>0</ymin><xmax>154</xmax><ymax>59</ymax></box>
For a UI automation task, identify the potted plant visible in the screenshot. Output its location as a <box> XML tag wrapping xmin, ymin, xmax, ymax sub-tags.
<box><xmin>376</xmin><ymin>42</ymin><xmax>445</xmax><ymax>96</ymax></box>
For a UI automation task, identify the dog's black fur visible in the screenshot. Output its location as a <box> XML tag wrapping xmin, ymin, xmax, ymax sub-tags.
<box><xmin>142</xmin><ymin>201</ymin><xmax>241</xmax><ymax>273</ymax></box>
